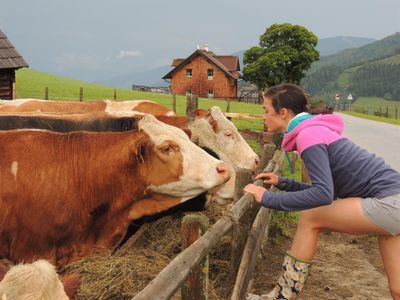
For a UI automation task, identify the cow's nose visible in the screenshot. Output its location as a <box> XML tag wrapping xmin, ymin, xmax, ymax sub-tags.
<box><xmin>254</xmin><ymin>156</ymin><xmax>260</xmax><ymax>167</ymax></box>
<box><xmin>216</xmin><ymin>163</ymin><xmax>231</xmax><ymax>182</ymax></box>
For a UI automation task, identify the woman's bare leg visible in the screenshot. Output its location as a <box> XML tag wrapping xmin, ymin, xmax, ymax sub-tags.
<box><xmin>287</xmin><ymin>197</ymin><xmax>399</xmax><ymax>298</ymax></box>
<box><xmin>290</xmin><ymin>197</ymin><xmax>389</xmax><ymax>261</ymax></box>
<box><xmin>379</xmin><ymin>235</ymin><xmax>400</xmax><ymax>299</ymax></box>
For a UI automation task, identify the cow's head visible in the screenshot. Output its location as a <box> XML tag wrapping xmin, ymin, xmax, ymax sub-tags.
<box><xmin>0</xmin><ymin>260</ymin><xmax>80</xmax><ymax>300</ymax></box>
<box><xmin>137</xmin><ymin>114</ymin><xmax>230</xmax><ymax>200</ymax></box>
<box><xmin>192</xmin><ymin>106</ymin><xmax>259</xmax><ymax>171</ymax></box>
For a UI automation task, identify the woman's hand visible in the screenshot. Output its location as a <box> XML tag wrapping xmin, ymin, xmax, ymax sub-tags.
<box><xmin>255</xmin><ymin>172</ymin><xmax>279</xmax><ymax>186</ymax></box>
<box><xmin>243</xmin><ymin>184</ymin><xmax>266</xmax><ymax>203</ymax></box>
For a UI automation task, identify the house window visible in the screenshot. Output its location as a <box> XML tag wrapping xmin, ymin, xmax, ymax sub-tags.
<box><xmin>186</xmin><ymin>69</ymin><xmax>192</xmax><ymax>77</ymax></box>
<box><xmin>207</xmin><ymin>69</ymin><xmax>214</xmax><ymax>80</ymax></box>
<box><xmin>208</xmin><ymin>90</ymin><xmax>214</xmax><ymax>98</ymax></box>
<box><xmin>186</xmin><ymin>90</ymin><xmax>192</xmax><ymax>96</ymax></box>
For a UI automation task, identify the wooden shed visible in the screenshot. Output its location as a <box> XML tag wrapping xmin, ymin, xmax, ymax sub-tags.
<box><xmin>163</xmin><ymin>47</ymin><xmax>240</xmax><ymax>100</ymax></box>
<box><xmin>0</xmin><ymin>30</ymin><xmax>29</xmax><ymax>100</ymax></box>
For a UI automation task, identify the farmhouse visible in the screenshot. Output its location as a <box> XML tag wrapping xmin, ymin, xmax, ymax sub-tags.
<box><xmin>163</xmin><ymin>46</ymin><xmax>240</xmax><ymax>100</ymax></box>
<box><xmin>0</xmin><ymin>30</ymin><xmax>28</xmax><ymax>100</ymax></box>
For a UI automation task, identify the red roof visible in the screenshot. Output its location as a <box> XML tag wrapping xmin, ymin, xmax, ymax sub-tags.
<box><xmin>163</xmin><ymin>49</ymin><xmax>241</xmax><ymax>80</ymax></box>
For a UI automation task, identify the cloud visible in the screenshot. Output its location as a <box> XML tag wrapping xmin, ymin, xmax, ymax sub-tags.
<box><xmin>116</xmin><ymin>50</ymin><xmax>141</xmax><ymax>59</ymax></box>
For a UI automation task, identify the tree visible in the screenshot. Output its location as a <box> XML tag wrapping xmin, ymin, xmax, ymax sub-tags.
<box><xmin>243</xmin><ymin>23</ymin><xmax>319</xmax><ymax>92</ymax></box>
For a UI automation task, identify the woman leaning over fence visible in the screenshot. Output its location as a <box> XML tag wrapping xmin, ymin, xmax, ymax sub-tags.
<box><xmin>244</xmin><ymin>83</ymin><xmax>400</xmax><ymax>300</ymax></box>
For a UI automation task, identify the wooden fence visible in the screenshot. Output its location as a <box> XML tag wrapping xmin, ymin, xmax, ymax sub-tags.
<box><xmin>131</xmin><ymin>146</ymin><xmax>284</xmax><ymax>300</ymax></box>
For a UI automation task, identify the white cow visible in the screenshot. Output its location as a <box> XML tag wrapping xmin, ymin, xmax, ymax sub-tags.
<box><xmin>190</xmin><ymin>106</ymin><xmax>260</xmax><ymax>204</ymax></box>
<box><xmin>0</xmin><ymin>260</ymin><xmax>81</xmax><ymax>300</ymax></box>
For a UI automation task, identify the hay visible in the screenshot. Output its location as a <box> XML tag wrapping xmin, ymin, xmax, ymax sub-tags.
<box><xmin>64</xmin><ymin>202</ymin><xmax>235</xmax><ymax>299</ymax></box>
<box><xmin>65</xmin><ymin>249</ymin><xmax>170</xmax><ymax>299</ymax></box>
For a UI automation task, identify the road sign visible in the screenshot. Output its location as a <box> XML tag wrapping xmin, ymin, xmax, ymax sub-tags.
<box><xmin>347</xmin><ymin>94</ymin><xmax>353</xmax><ymax>100</ymax></box>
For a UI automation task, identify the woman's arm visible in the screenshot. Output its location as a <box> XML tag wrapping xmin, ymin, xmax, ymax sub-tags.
<box><xmin>261</xmin><ymin>144</ymin><xmax>334</xmax><ymax>211</ymax></box>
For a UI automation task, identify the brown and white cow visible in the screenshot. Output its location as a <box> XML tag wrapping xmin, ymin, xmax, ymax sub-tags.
<box><xmin>0</xmin><ymin>260</ymin><xmax>81</xmax><ymax>300</ymax></box>
<box><xmin>0</xmin><ymin>99</ymin><xmax>175</xmax><ymax>116</ymax></box>
<box><xmin>0</xmin><ymin>114</ymin><xmax>229</xmax><ymax>265</ymax></box>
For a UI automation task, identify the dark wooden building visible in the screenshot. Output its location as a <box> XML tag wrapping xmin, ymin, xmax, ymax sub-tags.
<box><xmin>163</xmin><ymin>47</ymin><xmax>240</xmax><ymax>99</ymax></box>
<box><xmin>0</xmin><ymin>30</ymin><xmax>28</xmax><ymax>100</ymax></box>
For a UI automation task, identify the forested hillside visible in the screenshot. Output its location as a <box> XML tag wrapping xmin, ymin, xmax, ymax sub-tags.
<box><xmin>302</xmin><ymin>33</ymin><xmax>400</xmax><ymax>102</ymax></box>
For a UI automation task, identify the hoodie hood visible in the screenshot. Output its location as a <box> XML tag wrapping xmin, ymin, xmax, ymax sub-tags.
<box><xmin>282</xmin><ymin>113</ymin><xmax>345</xmax><ymax>153</ymax></box>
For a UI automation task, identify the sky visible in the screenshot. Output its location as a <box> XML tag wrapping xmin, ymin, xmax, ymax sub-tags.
<box><xmin>1</xmin><ymin>0</ymin><xmax>399</xmax><ymax>82</ymax></box>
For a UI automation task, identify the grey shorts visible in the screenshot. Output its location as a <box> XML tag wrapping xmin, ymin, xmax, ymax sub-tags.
<box><xmin>361</xmin><ymin>193</ymin><xmax>400</xmax><ymax>236</ymax></box>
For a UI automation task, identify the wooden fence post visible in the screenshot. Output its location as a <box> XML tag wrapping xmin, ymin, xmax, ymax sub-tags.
<box><xmin>44</xmin><ymin>87</ymin><xmax>49</xmax><ymax>100</ymax></box>
<box><xmin>256</xmin><ymin>143</ymin><xmax>276</xmax><ymax>174</ymax></box>
<box><xmin>231</xmin><ymin>207</ymin><xmax>272</xmax><ymax>300</ymax></box>
<box><xmin>291</xmin><ymin>152</ymin><xmax>299</xmax><ymax>171</ymax></box>
<box><xmin>172</xmin><ymin>94</ymin><xmax>177</xmax><ymax>113</ymax></box>
<box><xmin>79</xmin><ymin>87</ymin><xmax>83</xmax><ymax>102</ymax></box>
<box><xmin>186</xmin><ymin>95</ymin><xmax>198</xmax><ymax>122</ymax></box>
<box><xmin>113</xmin><ymin>88</ymin><xmax>117</xmax><ymax>100</ymax></box>
<box><xmin>226</xmin><ymin>98</ymin><xmax>231</xmax><ymax>113</ymax></box>
<box><xmin>181</xmin><ymin>214</ymin><xmax>209</xmax><ymax>300</ymax></box>
<box><xmin>301</xmin><ymin>161</ymin><xmax>311</xmax><ymax>184</ymax></box>
<box><xmin>230</xmin><ymin>168</ymin><xmax>255</xmax><ymax>277</ymax></box>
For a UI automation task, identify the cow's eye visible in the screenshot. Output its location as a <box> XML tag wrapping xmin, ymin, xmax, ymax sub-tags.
<box><xmin>161</xmin><ymin>144</ymin><xmax>173</xmax><ymax>154</ymax></box>
<box><xmin>224</xmin><ymin>131</ymin><xmax>234</xmax><ymax>138</ymax></box>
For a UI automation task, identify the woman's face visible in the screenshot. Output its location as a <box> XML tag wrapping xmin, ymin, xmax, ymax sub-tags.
<box><xmin>263</xmin><ymin>96</ymin><xmax>288</xmax><ymax>133</ymax></box>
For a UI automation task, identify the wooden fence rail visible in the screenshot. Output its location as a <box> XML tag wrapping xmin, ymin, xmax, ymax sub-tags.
<box><xmin>132</xmin><ymin>148</ymin><xmax>283</xmax><ymax>300</ymax></box>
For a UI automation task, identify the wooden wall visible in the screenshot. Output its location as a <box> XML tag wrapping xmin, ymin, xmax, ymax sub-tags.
<box><xmin>0</xmin><ymin>69</ymin><xmax>15</xmax><ymax>100</ymax></box>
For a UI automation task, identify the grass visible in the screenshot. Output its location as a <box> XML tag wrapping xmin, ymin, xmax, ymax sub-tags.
<box><xmin>347</xmin><ymin>97</ymin><xmax>400</xmax><ymax>121</ymax></box>
<box><xmin>354</xmin><ymin>96</ymin><xmax>400</xmax><ymax>107</ymax></box>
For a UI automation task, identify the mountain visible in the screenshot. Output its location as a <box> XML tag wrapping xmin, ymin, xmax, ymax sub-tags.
<box><xmin>301</xmin><ymin>32</ymin><xmax>400</xmax><ymax>100</ymax></box>
<box><xmin>309</xmin><ymin>32</ymin><xmax>400</xmax><ymax>73</ymax></box>
<box><xmin>316</xmin><ymin>36</ymin><xmax>376</xmax><ymax>56</ymax></box>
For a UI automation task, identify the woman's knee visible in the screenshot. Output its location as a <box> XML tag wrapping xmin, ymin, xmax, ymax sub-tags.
<box><xmin>297</xmin><ymin>210</ymin><xmax>321</xmax><ymax>231</ymax></box>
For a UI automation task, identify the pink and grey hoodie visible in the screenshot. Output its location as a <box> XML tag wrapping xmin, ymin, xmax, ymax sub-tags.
<box><xmin>261</xmin><ymin>113</ymin><xmax>400</xmax><ymax>211</ymax></box>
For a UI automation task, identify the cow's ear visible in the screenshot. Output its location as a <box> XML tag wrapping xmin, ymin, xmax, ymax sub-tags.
<box><xmin>182</xmin><ymin>128</ymin><xmax>192</xmax><ymax>139</ymax></box>
<box><xmin>210</xmin><ymin>119</ymin><xmax>218</xmax><ymax>132</ymax></box>
<box><xmin>60</xmin><ymin>273</ymin><xmax>81</xmax><ymax>300</ymax></box>
<box><xmin>131</xmin><ymin>135</ymin><xmax>151</xmax><ymax>164</ymax></box>
<box><xmin>193</xmin><ymin>109</ymin><xmax>210</xmax><ymax>119</ymax></box>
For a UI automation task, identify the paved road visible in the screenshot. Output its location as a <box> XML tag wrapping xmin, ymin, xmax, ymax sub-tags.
<box><xmin>340</xmin><ymin>113</ymin><xmax>400</xmax><ymax>172</ymax></box>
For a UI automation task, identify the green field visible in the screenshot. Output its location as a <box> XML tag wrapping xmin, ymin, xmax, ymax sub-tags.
<box><xmin>354</xmin><ymin>96</ymin><xmax>400</xmax><ymax>107</ymax></box>
<box><xmin>16</xmin><ymin>68</ymin><xmax>264</xmax><ymax>131</ymax></box>
<box><xmin>350</xmin><ymin>96</ymin><xmax>400</xmax><ymax>120</ymax></box>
